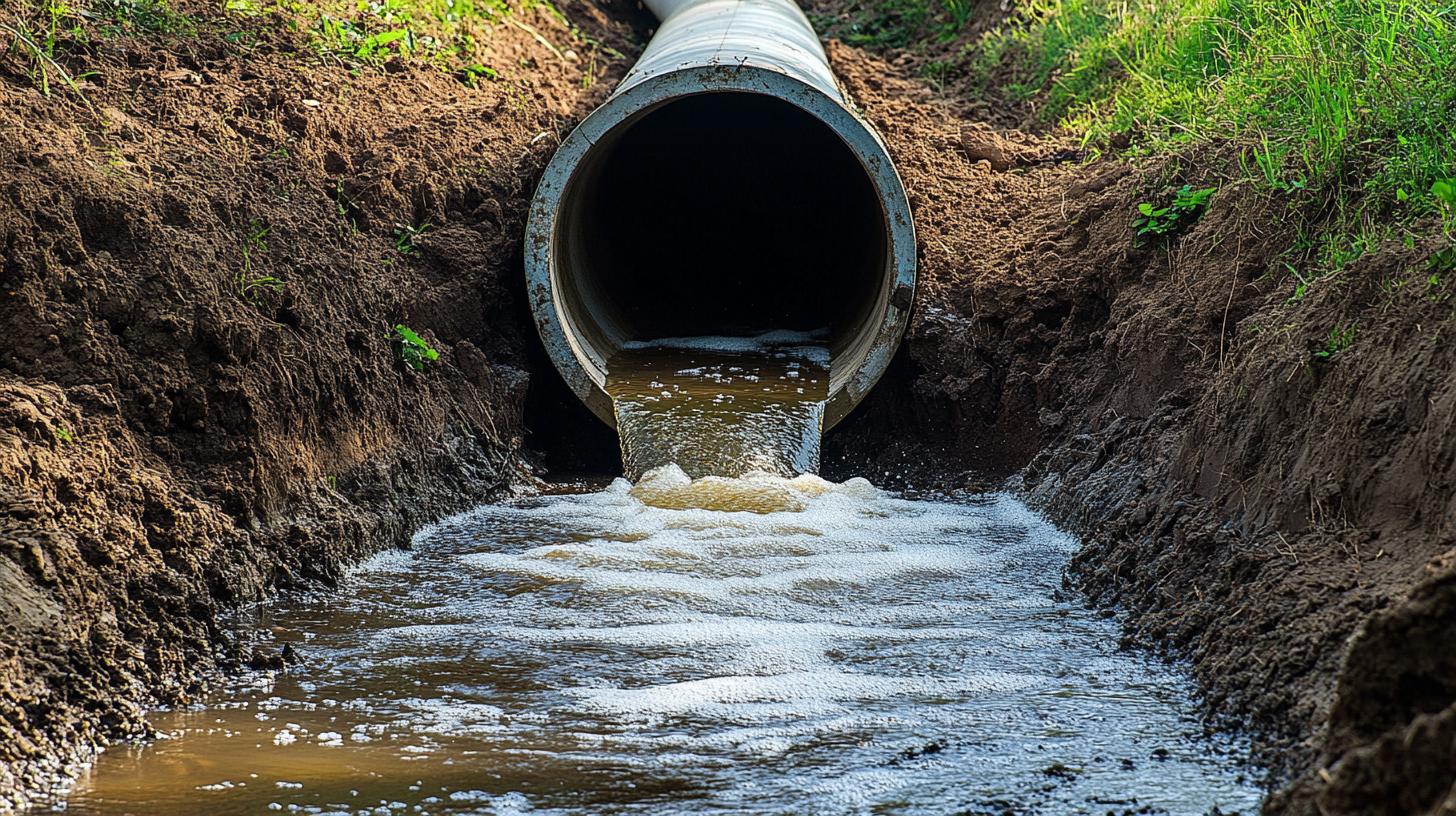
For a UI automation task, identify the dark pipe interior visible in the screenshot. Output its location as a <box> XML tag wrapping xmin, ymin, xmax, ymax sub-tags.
<box><xmin>561</xmin><ymin>92</ymin><xmax>888</xmax><ymax>347</ymax></box>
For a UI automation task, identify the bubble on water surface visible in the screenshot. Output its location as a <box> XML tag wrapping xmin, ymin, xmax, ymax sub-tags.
<box><xmin>63</xmin><ymin>469</ymin><xmax>1261</xmax><ymax>816</ymax></box>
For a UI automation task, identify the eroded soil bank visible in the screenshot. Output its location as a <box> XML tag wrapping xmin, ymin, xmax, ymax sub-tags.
<box><xmin>2</xmin><ymin>0</ymin><xmax>1454</xmax><ymax>813</ymax></box>
<box><xmin>0</xmin><ymin>0</ymin><xmax>641</xmax><ymax>805</ymax></box>
<box><xmin>820</xmin><ymin>41</ymin><xmax>1456</xmax><ymax>816</ymax></box>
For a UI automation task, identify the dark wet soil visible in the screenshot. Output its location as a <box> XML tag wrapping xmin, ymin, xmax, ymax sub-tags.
<box><xmin>3</xmin><ymin>0</ymin><xmax>1455</xmax><ymax>812</ymax></box>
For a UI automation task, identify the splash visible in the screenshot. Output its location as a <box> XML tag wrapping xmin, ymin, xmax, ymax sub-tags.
<box><xmin>63</xmin><ymin>472</ymin><xmax>1261</xmax><ymax>815</ymax></box>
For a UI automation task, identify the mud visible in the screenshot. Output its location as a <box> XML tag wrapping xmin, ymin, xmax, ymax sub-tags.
<box><xmin>3</xmin><ymin>0</ymin><xmax>1455</xmax><ymax>812</ymax></box>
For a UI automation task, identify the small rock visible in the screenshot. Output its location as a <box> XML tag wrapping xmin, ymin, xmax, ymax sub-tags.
<box><xmin>246</xmin><ymin>646</ymin><xmax>286</xmax><ymax>671</ymax></box>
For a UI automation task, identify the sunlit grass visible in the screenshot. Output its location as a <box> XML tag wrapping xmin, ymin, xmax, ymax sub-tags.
<box><xmin>969</xmin><ymin>0</ymin><xmax>1456</xmax><ymax>267</ymax></box>
<box><xmin>3</xmin><ymin>0</ymin><xmax>571</xmax><ymax>77</ymax></box>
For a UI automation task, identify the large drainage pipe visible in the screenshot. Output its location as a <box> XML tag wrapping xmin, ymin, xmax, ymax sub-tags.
<box><xmin>524</xmin><ymin>0</ymin><xmax>915</xmax><ymax>430</ymax></box>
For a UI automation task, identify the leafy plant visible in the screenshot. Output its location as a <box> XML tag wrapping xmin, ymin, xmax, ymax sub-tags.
<box><xmin>1312</xmin><ymin>324</ymin><xmax>1356</xmax><ymax>361</ymax></box>
<box><xmin>1433</xmin><ymin>179</ymin><xmax>1456</xmax><ymax>207</ymax></box>
<box><xmin>392</xmin><ymin>221</ymin><xmax>431</xmax><ymax>254</ymax></box>
<box><xmin>460</xmin><ymin>62</ymin><xmax>499</xmax><ymax>86</ymax></box>
<box><xmin>1436</xmin><ymin>178</ymin><xmax>1456</xmax><ymax>234</ymax></box>
<box><xmin>1133</xmin><ymin>184</ymin><xmax>1216</xmax><ymax>241</ymax></box>
<box><xmin>1429</xmin><ymin>246</ymin><xmax>1456</xmax><ymax>274</ymax></box>
<box><xmin>392</xmin><ymin>323</ymin><xmax>439</xmax><ymax>371</ymax></box>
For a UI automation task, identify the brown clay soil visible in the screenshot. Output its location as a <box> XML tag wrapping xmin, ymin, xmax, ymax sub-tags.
<box><xmin>0</xmin><ymin>0</ymin><xmax>640</xmax><ymax>805</ymax></box>
<box><xmin>822</xmin><ymin>40</ymin><xmax>1456</xmax><ymax>816</ymax></box>
<box><xmin>3</xmin><ymin>0</ymin><xmax>1455</xmax><ymax>813</ymax></box>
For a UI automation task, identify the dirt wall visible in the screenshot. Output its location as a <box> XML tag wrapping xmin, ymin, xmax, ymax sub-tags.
<box><xmin>0</xmin><ymin>2</ymin><xmax>641</xmax><ymax>807</ymax></box>
<box><xmin>823</xmin><ymin>41</ymin><xmax>1456</xmax><ymax>816</ymax></box>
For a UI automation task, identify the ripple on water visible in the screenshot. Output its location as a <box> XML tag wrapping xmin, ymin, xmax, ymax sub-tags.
<box><xmin>62</xmin><ymin>466</ymin><xmax>1262</xmax><ymax>815</ymax></box>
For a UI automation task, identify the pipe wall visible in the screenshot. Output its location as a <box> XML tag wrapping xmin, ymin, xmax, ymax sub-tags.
<box><xmin>524</xmin><ymin>0</ymin><xmax>915</xmax><ymax>430</ymax></box>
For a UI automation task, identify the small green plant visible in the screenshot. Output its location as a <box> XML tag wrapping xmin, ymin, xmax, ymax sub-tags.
<box><xmin>1312</xmin><ymin>324</ymin><xmax>1356</xmax><ymax>361</ymax></box>
<box><xmin>460</xmin><ymin>63</ymin><xmax>499</xmax><ymax>86</ymax></box>
<box><xmin>0</xmin><ymin>16</ymin><xmax>98</xmax><ymax>111</ymax></box>
<box><xmin>1435</xmin><ymin>179</ymin><xmax>1456</xmax><ymax>233</ymax></box>
<box><xmin>392</xmin><ymin>221</ymin><xmax>431</xmax><ymax>254</ymax></box>
<box><xmin>1433</xmin><ymin>179</ymin><xmax>1456</xmax><ymax>207</ymax></box>
<box><xmin>94</xmin><ymin>0</ymin><xmax>193</xmax><ymax>35</ymax></box>
<box><xmin>1133</xmin><ymin>184</ymin><xmax>1216</xmax><ymax>242</ymax></box>
<box><xmin>238</xmin><ymin>220</ymin><xmax>284</xmax><ymax>304</ymax></box>
<box><xmin>1429</xmin><ymin>246</ymin><xmax>1456</xmax><ymax>274</ymax></box>
<box><xmin>332</xmin><ymin>182</ymin><xmax>360</xmax><ymax>233</ymax></box>
<box><xmin>52</xmin><ymin>424</ymin><xmax>74</xmax><ymax>443</ymax></box>
<box><xmin>392</xmin><ymin>324</ymin><xmax>439</xmax><ymax>371</ymax></box>
<box><xmin>1284</xmin><ymin>262</ymin><xmax>1314</xmax><ymax>304</ymax></box>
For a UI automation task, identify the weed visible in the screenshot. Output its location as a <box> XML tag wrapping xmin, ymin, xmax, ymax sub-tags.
<box><xmin>52</xmin><ymin>424</ymin><xmax>74</xmax><ymax>443</ymax></box>
<box><xmin>287</xmin><ymin>0</ymin><xmax>570</xmax><ymax>70</ymax></box>
<box><xmin>1284</xmin><ymin>262</ymin><xmax>1315</xmax><ymax>304</ymax></box>
<box><xmin>1435</xmin><ymin>178</ymin><xmax>1456</xmax><ymax>233</ymax></box>
<box><xmin>0</xmin><ymin>16</ymin><xmax>98</xmax><ymax>111</ymax></box>
<box><xmin>392</xmin><ymin>324</ymin><xmax>439</xmax><ymax>371</ymax></box>
<box><xmin>332</xmin><ymin>182</ymin><xmax>360</xmax><ymax>233</ymax></box>
<box><xmin>1429</xmin><ymin>247</ymin><xmax>1456</xmax><ymax>275</ymax></box>
<box><xmin>238</xmin><ymin>220</ymin><xmax>284</xmax><ymax>305</ymax></box>
<box><xmin>460</xmin><ymin>62</ymin><xmax>499</xmax><ymax>86</ymax></box>
<box><xmin>93</xmin><ymin>0</ymin><xmax>193</xmax><ymax>35</ymax></box>
<box><xmin>392</xmin><ymin>221</ymin><xmax>431</xmax><ymax>253</ymax></box>
<box><xmin>1133</xmin><ymin>184</ymin><xmax>1216</xmax><ymax>241</ymax></box>
<box><xmin>1312</xmin><ymin>324</ymin><xmax>1356</xmax><ymax>361</ymax></box>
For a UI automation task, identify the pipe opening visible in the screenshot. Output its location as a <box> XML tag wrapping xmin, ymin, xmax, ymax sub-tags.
<box><xmin>555</xmin><ymin>92</ymin><xmax>890</xmax><ymax>372</ymax></box>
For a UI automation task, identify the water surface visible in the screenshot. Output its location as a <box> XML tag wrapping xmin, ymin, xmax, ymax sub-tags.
<box><xmin>606</xmin><ymin>334</ymin><xmax>830</xmax><ymax>479</ymax></box>
<box><xmin>63</xmin><ymin>470</ymin><xmax>1260</xmax><ymax>815</ymax></box>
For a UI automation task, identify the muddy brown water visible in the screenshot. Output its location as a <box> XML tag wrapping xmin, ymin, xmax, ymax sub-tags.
<box><xmin>607</xmin><ymin>339</ymin><xmax>831</xmax><ymax>481</ymax></box>
<box><xmin>57</xmin><ymin>340</ymin><xmax>1262</xmax><ymax>815</ymax></box>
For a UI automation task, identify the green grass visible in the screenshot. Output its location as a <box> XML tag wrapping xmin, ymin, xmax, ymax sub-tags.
<box><xmin>973</xmin><ymin>0</ymin><xmax>1456</xmax><ymax>193</ymax></box>
<box><xmin>814</xmin><ymin>0</ymin><xmax>979</xmax><ymax>47</ymax></box>
<box><xmin>965</xmin><ymin>0</ymin><xmax>1456</xmax><ymax>271</ymax></box>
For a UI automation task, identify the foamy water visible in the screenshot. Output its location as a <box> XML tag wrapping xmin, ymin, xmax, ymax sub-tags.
<box><xmin>64</xmin><ymin>469</ymin><xmax>1261</xmax><ymax>815</ymax></box>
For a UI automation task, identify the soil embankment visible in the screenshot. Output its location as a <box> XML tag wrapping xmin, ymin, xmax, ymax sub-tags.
<box><xmin>0</xmin><ymin>1</ymin><xmax>640</xmax><ymax>806</ymax></box>
<box><xmin>822</xmin><ymin>41</ymin><xmax>1456</xmax><ymax>816</ymax></box>
<box><xmin>3</xmin><ymin>0</ymin><xmax>1455</xmax><ymax>813</ymax></box>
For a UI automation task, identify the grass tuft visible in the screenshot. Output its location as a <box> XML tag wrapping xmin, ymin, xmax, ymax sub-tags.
<box><xmin>937</xmin><ymin>0</ymin><xmax>1456</xmax><ymax>288</ymax></box>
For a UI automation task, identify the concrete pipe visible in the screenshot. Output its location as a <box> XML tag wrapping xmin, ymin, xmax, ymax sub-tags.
<box><xmin>524</xmin><ymin>0</ymin><xmax>915</xmax><ymax>430</ymax></box>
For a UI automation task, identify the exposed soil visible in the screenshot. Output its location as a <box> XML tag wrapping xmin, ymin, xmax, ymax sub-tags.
<box><xmin>3</xmin><ymin>0</ymin><xmax>1455</xmax><ymax>813</ymax></box>
<box><xmin>0</xmin><ymin>0</ymin><xmax>640</xmax><ymax>807</ymax></box>
<box><xmin>822</xmin><ymin>39</ymin><xmax>1456</xmax><ymax>816</ymax></box>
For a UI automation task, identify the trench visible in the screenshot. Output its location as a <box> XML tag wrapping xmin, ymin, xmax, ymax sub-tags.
<box><xmin>59</xmin><ymin>347</ymin><xmax>1262</xmax><ymax>814</ymax></box>
<box><xmin>47</xmin><ymin>10</ymin><xmax>1260</xmax><ymax>811</ymax></box>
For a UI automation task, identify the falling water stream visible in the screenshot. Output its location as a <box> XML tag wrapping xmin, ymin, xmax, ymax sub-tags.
<box><xmin>59</xmin><ymin>337</ymin><xmax>1262</xmax><ymax>815</ymax></box>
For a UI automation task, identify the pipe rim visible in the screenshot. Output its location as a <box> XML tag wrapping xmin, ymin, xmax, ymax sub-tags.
<box><xmin>525</xmin><ymin>64</ymin><xmax>915</xmax><ymax>431</ymax></box>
